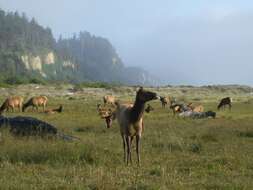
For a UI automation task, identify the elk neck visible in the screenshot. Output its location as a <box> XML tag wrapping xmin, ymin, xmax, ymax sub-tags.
<box><xmin>130</xmin><ymin>98</ymin><xmax>145</xmax><ymax>123</ymax></box>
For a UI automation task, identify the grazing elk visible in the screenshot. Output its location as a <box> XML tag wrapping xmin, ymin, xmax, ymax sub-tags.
<box><xmin>44</xmin><ymin>105</ymin><xmax>63</xmax><ymax>114</ymax></box>
<box><xmin>217</xmin><ymin>97</ymin><xmax>232</xmax><ymax>110</ymax></box>
<box><xmin>103</xmin><ymin>95</ymin><xmax>116</xmax><ymax>106</ymax></box>
<box><xmin>113</xmin><ymin>87</ymin><xmax>159</xmax><ymax>165</ymax></box>
<box><xmin>22</xmin><ymin>96</ymin><xmax>48</xmax><ymax>112</ymax></box>
<box><xmin>0</xmin><ymin>96</ymin><xmax>24</xmax><ymax>114</ymax></box>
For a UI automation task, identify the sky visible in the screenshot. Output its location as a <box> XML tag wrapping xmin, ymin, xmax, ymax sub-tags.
<box><xmin>1</xmin><ymin>0</ymin><xmax>253</xmax><ymax>85</ymax></box>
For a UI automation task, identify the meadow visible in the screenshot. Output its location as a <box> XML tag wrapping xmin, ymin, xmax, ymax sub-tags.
<box><xmin>0</xmin><ymin>84</ymin><xmax>253</xmax><ymax>189</ymax></box>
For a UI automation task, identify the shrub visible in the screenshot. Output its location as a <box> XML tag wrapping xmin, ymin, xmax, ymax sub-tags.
<box><xmin>4</xmin><ymin>76</ymin><xmax>29</xmax><ymax>85</ymax></box>
<box><xmin>29</xmin><ymin>78</ymin><xmax>46</xmax><ymax>85</ymax></box>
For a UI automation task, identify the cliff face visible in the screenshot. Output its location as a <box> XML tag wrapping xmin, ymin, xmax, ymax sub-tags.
<box><xmin>20</xmin><ymin>52</ymin><xmax>76</xmax><ymax>79</ymax></box>
<box><xmin>0</xmin><ymin>9</ymin><xmax>158</xmax><ymax>85</ymax></box>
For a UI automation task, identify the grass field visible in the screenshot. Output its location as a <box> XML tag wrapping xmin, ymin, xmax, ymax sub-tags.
<box><xmin>0</xmin><ymin>85</ymin><xmax>253</xmax><ymax>189</ymax></box>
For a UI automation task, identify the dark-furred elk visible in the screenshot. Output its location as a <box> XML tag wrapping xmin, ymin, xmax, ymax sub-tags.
<box><xmin>22</xmin><ymin>96</ymin><xmax>48</xmax><ymax>112</ymax></box>
<box><xmin>217</xmin><ymin>97</ymin><xmax>232</xmax><ymax>110</ymax></box>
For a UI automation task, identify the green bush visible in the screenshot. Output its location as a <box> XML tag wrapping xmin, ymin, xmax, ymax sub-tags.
<box><xmin>29</xmin><ymin>78</ymin><xmax>46</xmax><ymax>85</ymax></box>
<box><xmin>4</xmin><ymin>76</ymin><xmax>29</xmax><ymax>85</ymax></box>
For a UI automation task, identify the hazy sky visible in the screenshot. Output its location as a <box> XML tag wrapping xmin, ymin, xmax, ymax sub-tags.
<box><xmin>1</xmin><ymin>0</ymin><xmax>253</xmax><ymax>85</ymax></box>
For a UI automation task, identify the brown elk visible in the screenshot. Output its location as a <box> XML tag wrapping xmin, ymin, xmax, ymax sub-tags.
<box><xmin>160</xmin><ymin>96</ymin><xmax>169</xmax><ymax>108</ymax></box>
<box><xmin>44</xmin><ymin>105</ymin><xmax>63</xmax><ymax>114</ymax></box>
<box><xmin>99</xmin><ymin>88</ymin><xmax>159</xmax><ymax>165</ymax></box>
<box><xmin>22</xmin><ymin>96</ymin><xmax>48</xmax><ymax>112</ymax></box>
<box><xmin>170</xmin><ymin>104</ymin><xmax>184</xmax><ymax>115</ymax></box>
<box><xmin>0</xmin><ymin>96</ymin><xmax>24</xmax><ymax>114</ymax></box>
<box><xmin>187</xmin><ymin>103</ymin><xmax>204</xmax><ymax>113</ymax></box>
<box><xmin>103</xmin><ymin>95</ymin><xmax>116</xmax><ymax>106</ymax></box>
<box><xmin>113</xmin><ymin>87</ymin><xmax>159</xmax><ymax>165</ymax></box>
<box><xmin>98</xmin><ymin>106</ymin><xmax>116</xmax><ymax>129</ymax></box>
<box><xmin>217</xmin><ymin>97</ymin><xmax>232</xmax><ymax>110</ymax></box>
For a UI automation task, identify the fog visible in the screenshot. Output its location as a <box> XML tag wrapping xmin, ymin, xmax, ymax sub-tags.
<box><xmin>1</xmin><ymin>0</ymin><xmax>253</xmax><ymax>85</ymax></box>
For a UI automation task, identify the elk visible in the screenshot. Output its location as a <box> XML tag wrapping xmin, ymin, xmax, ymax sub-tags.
<box><xmin>22</xmin><ymin>96</ymin><xmax>48</xmax><ymax>112</ymax></box>
<box><xmin>145</xmin><ymin>104</ymin><xmax>154</xmax><ymax>113</ymax></box>
<box><xmin>187</xmin><ymin>103</ymin><xmax>204</xmax><ymax>113</ymax></box>
<box><xmin>97</xmin><ymin>104</ymin><xmax>115</xmax><ymax>128</ymax></box>
<box><xmin>113</xmin><ymin>87</ymin><xmax>159</xmax><ymax>165</ymax></box>
<box><xmin>217</xmin><ymin>97</ymin><xmax>232</xmax><ymax>110</ymax></box>
<box><xmin>170</xmin><ymin>103</ymin><xmax>190</xmax><ymax>116</ymax></box>
<box><xmin>160</xmin><ymin>96</ymin><xmax>169</xmax><ymax>108</ymax></box>
<box><xmin>98</xmin><ymin>106</ymin><xmax>116</xmax><ymax>129</ymax></box>
<box><xmin>0</xmin><ymin>96</ymin><xmax>24</xmax><ymax>114</ymax></box>
<box><xmin>44</xmin><ymin>105</ymin><xmax>63</xmax><ymax>114</ymax></box>
<box><xmin>103</xmin><ymin>95</ymin><xmax>116</xmax><ymax>106</ymax></box>
<box><xmin>97</xmin><ymin>103</ymin><xmax>132</xmax><ymax>129</ymax></box>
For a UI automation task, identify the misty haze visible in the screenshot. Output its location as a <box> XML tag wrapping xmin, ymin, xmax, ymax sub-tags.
<box><xmin>1</xmin><ymin>0</ymin><xmax>252</xmax><ymax>86</ymax></box>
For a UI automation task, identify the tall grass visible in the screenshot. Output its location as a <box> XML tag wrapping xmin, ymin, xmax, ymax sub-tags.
<box><xmin>0</xmin><ymin>89</ymin><xmax>253</xmax><ymax>189</ymax></box>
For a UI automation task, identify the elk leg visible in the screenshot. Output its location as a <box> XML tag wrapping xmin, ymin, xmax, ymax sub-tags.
<box><xmin>136</xmin><ymin>135</ymin><xmax>141</xmax><ymax>166</ymax></box>
<box><xmin>126</xmin><ymin>136</ymin><xmax>131</xmax><ymax>165</ymax></box>
<box><xmin>122</xmin><ymin>134</ymin><xmax>127</xmax><ymax>163</ymax></box>
<box><xmin>129</xmin><ymin>136</ymin><xmax>134</xmax><ymax>163</ymax></box>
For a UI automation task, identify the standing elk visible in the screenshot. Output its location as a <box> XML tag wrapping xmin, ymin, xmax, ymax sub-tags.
<box><xmin>112</xmin><ymin>87</ymin><xmax>159</xmax><ymax>165</ymax></box>
<box><xmin>22</xmin><ymin>96</ymin><xmax>48</xmax><ymax>112</ymax></box>
<box><xmin>103</xmin><ymin>95</ymin><xmax>116</xmax><ymax>106</ymax></box>
<box><xmin>0</xmin><ymin>96</ymin><xmax>24</xmax><ymax>114</ymax></box>
<box><xmin>160</xmin><ymin>96</ymin><xmax>169</xmax><ymax>108</ymax></box>
<box><xmin>217</xmin><ymin>97</ymin><xmax>232</xmax><ymax>110</ymax></box>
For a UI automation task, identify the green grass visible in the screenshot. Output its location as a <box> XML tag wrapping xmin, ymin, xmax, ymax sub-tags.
<box><xmin>0</xmin><ymin>92</ymin><xmax>253</xmax><ymax>189</ymax></box>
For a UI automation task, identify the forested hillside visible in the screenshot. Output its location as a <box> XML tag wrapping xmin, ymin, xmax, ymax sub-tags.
<box><xmin>0</xmin><ymin>9</ymin><xmax>157</xmax><ymax>85</ymax></box>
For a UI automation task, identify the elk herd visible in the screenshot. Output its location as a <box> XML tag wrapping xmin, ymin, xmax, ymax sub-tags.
<box><xmin>97</xmin><ymin>88</ymin><xmax>232</xmax><ymax>165</ymax></box>
<box><xmin>0</xmin><ymin>87</ymin><xmax>233</xmax><ymax>166</ymax></box>
<box><xmin>0</xmin><ymin>95</ymin><xmax>62</xmax><ymax>115</ymax></box>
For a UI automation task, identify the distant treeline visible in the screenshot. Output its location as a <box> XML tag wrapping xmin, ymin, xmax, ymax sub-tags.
<box><xmin>0</xmin><ymin>9</ymin><xmax>157</xmax><ymax>85</ymax></box>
